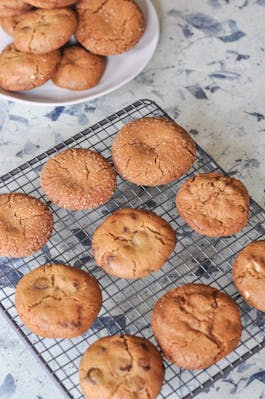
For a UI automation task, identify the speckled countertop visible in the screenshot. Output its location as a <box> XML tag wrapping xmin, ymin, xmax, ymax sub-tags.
<box><xmin>0</xmin><ymin>1</ymin><xmax>265</xmax><ymax>398</ymax></box>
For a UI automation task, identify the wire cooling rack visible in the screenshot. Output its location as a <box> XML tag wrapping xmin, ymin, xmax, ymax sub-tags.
<box><xmin>0</xmin><ymin>99</ymin><xmax>265</xmax><ymax>399</ymax></box>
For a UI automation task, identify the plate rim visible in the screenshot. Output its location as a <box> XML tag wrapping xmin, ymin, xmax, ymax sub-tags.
<box><xmin>0</xmin><ymin>0</ymin><xmax>160</xmax><ymax>107</ymax></box>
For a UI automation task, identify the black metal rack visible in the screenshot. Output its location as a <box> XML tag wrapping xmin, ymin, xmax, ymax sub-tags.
<box><xmin>0</xmin><ymin>99</ymin><xmax>264</xmax><ymax>399</ymax></box>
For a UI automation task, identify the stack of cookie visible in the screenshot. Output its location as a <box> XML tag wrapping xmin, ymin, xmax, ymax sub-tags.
<box><xmin>1</xmin><ymin>115</ymin><xmax>265</xmax><ymax>399</ymax></box>
<box><xmin>0</xmin><ymin>0</ymin><xmax>145</xmax><ymax>92</ymax></box>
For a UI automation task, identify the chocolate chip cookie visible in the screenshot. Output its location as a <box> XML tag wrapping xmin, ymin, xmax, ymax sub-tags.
<box><xmin>176</xmin><ymin>172</ymin><xmax>250</xmax><ymax>237</ymax></box>
<box><xmin>151</xmin><ymin>284</ymin><xmax>242</xmax><ymax>369</ymax></box>
<box><xmin>111</xmin><ymin>117</ymin><xmax>196</xmax><ymax>186</ymax></box>
<box><xmin>92</xmin><ymin>208</ymin><xmax>176</xmax><ymax>278</ymax></box>
<box><xmin>79</xmin><ymin>334</ymin><xmax>164</xmax><ymax>399</ymax></box>
<box><xmin>15</xmin><ymin>263</ymin><xmax>102</xmax><ymax>338</ymax></box>
<box><xmin>233</xmin><ymin>240</ymin><xmax>265</xmax><ymax>312</ymax></box>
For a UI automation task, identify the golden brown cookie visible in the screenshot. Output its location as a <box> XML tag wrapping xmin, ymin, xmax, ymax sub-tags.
<box><xmin>0</xmin><ymin>14</ymin><xmax>24</xmax><ymax>36</ymax></box>
<box><xmin>176</xmin><ymin>172</ymin><xmax>250</xmax><ymax>237</ymax></box>
<box><xmin>111</xmin><ymin>117</ymin><xmax>196</xmax><ymax>187</ymax></box>
<box><xmin>0</xmin><ymin>193</ymin><xmax>53</xmax><ymax>258</ymax></box>
<box><xmin>151</xmin><ymin>284</ymin><xmax>242</xmax><ymax>370</ymax></box>
<box><xmin>41</xmin><ymin>148</ymin><xmax>116</xmax><ymax>210</ymax></box>
<box><xmin>23</xmin><ymin>0</ymin><xmax>78</xmax><ymax>8</ymax></box>
<box><xmin>15</xmin><ymin>263</ymin><xmax>102</xmax><ymax>338</ymax></box>
<box><xmin>14</xmin><ymin>8</ymin><xmax>78</xmax><ymax>54</ymax></box>
<box><xmin>79</xmin><ymin>334</ymin><xmax>164</xmax><ymax>399</ymax></box>
<box><xmin>75</xmin><ymin>0</ymin><xmax>145</xmax><ymax>55</ymax></box>
<box><xmin>0</xmin><ymin>0</ymin><xmax>32</xmax><ymax>18</ymax></box>
<box><xmin>0</xmin><ymin>44</ymin><xmax>61</xmax><ymax>91</ymax></box>
<box><xmin>233</xmin><ymin>240</ymin><xmax>265</xmax><ymax>312</ymax></box>
<box><xmin>92</xmin><ymin>208</ymin><xmax>176</xmax><ymax>279</ymax></box>
<box><xmin>52</xmin><ymin>45</ymin><xmax>106</xmax><ymax>90</ymax></box>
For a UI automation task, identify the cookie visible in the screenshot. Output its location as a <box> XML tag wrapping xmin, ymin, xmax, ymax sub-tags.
<box><xmin>111</xmin><ymin>117</ymin><xmax>196</xmax><ymax>186</ymax></box>
<box><xmin>0</xmin><ymin>0</ymin><xmax>31</xmax><ymax>18</ymax></box>
<box><xmin>0</xmin><ymin>193</ymin><xmax>53</xmax><ymax>258</ymax></box>
<box><xmin>0</xmin><ymin>44</ymin><xmax>61</xmax><ymax>91</ymax></box>
<box><xmin>52</xmin><ymin>45</ymin><xmax>106</xmax><ymax>90</ymax></box>
<box><xmin>176</xmin><ymin>172</ymin><xmax>250</xmax><ymax>237</ymax></box>
<box><xmin>23</xmin><ymin>0</ymin><xmax>78</xmax><ymax>8</ymax></box>
<box><xmin>92</xmin><ymin>208</ymin><xmax>176</xmax><ymax>278</ymax></box>
<box><xmin>233</xmin><ymin>240</ymin><xmax>265</xmax><ymax>312</ymax></box>
<box><xmin>151</xmin><ymin>284</ymin><xmax>242</xmax><ymax>370</ymax></box>
<box><xmin>75</xmin><ymin>0</ymin><xmax>145</xmax><ymax>55</ymax></box>
<box><xmin>41</xmin><ymin>148</ymin><xmax>116</xmax><ymax>210</ymax></box>
<box><xmin>79</xmin><ymin>334</ymin><xmax>164</xmax><ymax>399</ymax></box>
<box><xmin>14</xmin><ymin>8</ymin><xmax>78</xmax><ymax>54</ymax></box>
<box><xmin>15</xmin><ymin>263</ymin><xmax>102</xmax><ymax>338</ymax></box>
<box><xmin>0</xmin><ymin>14</ymin><xmax>24</xmax><ymax>36</ymax></box>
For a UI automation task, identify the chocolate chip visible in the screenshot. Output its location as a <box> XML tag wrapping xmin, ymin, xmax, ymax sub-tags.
<box><xmin>119</xmin><ymin>364</ymin><xmax>132</xmax><ymax>372</ymax></box>
<box><xmin>140</xmin><ymin>342</ymin><xmax>149</xmax><ymax>351</ymax></box>
<box><xmin>122</xmin><ymin>226</ymin><xmax>128</xmax><ymax>233</ymax></box>
<box><xmin>129</xmin><ymin>213</ymin><xmax>137</xmax><ymax>220</ymax></box>
<box><xmin>73</xmin><ymin>281</ymin><xmax>79</xmax><ymax>289</ymax></box>
<box><xmin>138</xmin><ymin>358</ymin><xmax>150</xmax><ymax>371</ymax></box>
<box><xmin>87</xmin><ymin>368</ymin><xmax>103</xmax><ymax>384</ymax></box>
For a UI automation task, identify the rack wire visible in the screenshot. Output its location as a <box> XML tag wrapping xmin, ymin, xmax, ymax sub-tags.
<box><xmin>0</xmin><ymin>99</ymin><xmax>265</xmax><ymax>399</ymax></box>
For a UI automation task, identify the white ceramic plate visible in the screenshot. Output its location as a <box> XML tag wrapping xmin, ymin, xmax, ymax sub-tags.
<box><xmin>0</xmin><ymin>0</ymin><xmax>159</xmax><ymax>106</ymax></box>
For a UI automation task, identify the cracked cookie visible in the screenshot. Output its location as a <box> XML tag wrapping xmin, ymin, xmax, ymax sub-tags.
<box><xmin>40</xmin><ymin>148</ymin><xmax>116</xmax><ymax>210</ymax></box>
<box><xmin>52</xmin><ymin>45</ymin><xmax>106</xmax><ymax>90</ymax></box>
<box><xmin>15</xmin><ymin>263</ymin><xmax>102</xmax><ymax>338</ymax></box>
<box><xmin>0</xmin><ymin>192</ymin><xmax>53</xmax><ymax>258</ymax></box>
<box><xmin>23</xmin><ymin>0</ymin><xmax>78</xmax><ymax>8</ymax></box>
<box><xmin>0</xmin><ymin>44</ymin><xmax>61</xmax><ymax>91</ymax></box>
<box><xmin>176</xmin><ymin>172</ymin><xmax>250</xmax><ymax>237</ymax></box>
<box><xmin>13</xmin><ymin>8</ymin><xmax>78</xmax><ymax>54</ymax></box>
<box><xmin>151</xmin><ymin>284</ymin><xmax>242</xmax><ymax>370</ymax></box>
<box><xmin>92</xmin><ymin>208</ymin><xmax>176</xmax><ymax>278</ymax></box>
<box><xmin>111</xmin><ymin>117</ymin><xmax>196</xmax><ymax>186</ymax></box>
<box><xmin>233</xmin><ymin>240</ymin><xmax>265</xmax><ymax>312</ymax></box>
<box><xmin>79</xmin><ymin>334</ymin><xmax>164</xmax><ymax>399</ymax></box>
<box><xmin>75</xmin><ymin>0</ymin><xmax>145</xmax><ymax>55</ymax></box>
<box><xmin>0</xmin><ymin>0</ymin><xmax>32</xmax><ymax>18</ymax></box>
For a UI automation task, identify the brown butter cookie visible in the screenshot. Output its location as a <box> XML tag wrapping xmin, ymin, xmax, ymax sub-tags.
<box><xmin>0</xmin><ymin>192</ymin><xmax>53</xmax><ymax>258</ymax></box>
<box><xmin>14</xmin><ymin>8</ymin><xmax>78</xmax><ymax>54</ymax></box>
<box><xmin>0</xmin><ymin>44</ymin><xmax>61</xmax><ymax>91</ymax></box>
<box><xmin>0</xmin><ymin>0</ymin><xmax>32</xmax><ymax>18</ymax></box>
<box><xmin>111</xmin><ymin>117</ymin><xmax>196</xmax><ymax>186</ymax></box>
<box><xmin>41</xmin><ymin>148</ymin><xmax>116</xmax><ymax>210</ymax></box>
<box><xmin>233</xmin><ymin>240</ymin><xmax>265</xmax><ymax>312</ymax></box>
<box><xmin>151</xmin><ymin>284</ymin><xmax>242</xmax><ymax>369</ymax></box>
<box><xmin>52</xmin><ymin>45</ymin><xmax>106</xmax><ymax>90</ymax></box>
<box><xmin>75</xmin><ymin>0</ymin><xmax>145</xmax><ymax>55</ymax></box>
<box><xmin>176</xmin><ymin>172</ymin><xmax>250</xmax><ymax>237</ymax></box>
<box><xmin>79</xmin><ymin>334</ymin><xmax>164</xmax><ymax>399</ymax></box>
<box><xmin>92</xmin><ymin>208</ymin><xmax>176</xmax><ymax>278</ymax></box>
<box><xmin>15</xmin><ymin>263</ymin><xmax>102</xmax><ymax>338</ymax></box>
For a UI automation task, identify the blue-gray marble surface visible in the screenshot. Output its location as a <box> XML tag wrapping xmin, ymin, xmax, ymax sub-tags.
<box><xmin>0</xmin><ymin>0</ymin><xmax>265</xmax><ymax>398</ymax></box>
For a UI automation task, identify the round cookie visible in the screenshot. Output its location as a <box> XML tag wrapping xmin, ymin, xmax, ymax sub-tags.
<box><xmin>0</xmin><ymin>193</ymin><xmax>53</xmax><ymax>258</ymax></box>
<box><xmin>79</xmin><ymin>334</ymin><xmax>164</xmax><ymax>399</ymax></box>
<box><xmin>176</xmin><ymin>172</ymin><xmax>250</xmax><ymax>237</ymax></box>
<box><xmin>14</xmin><ymin>8</ymin><xmax>78</xmax><ymax>54</ymax></box>
<box><xmin>111</xmin><ymin>117</ymin><xmax>196</xmax><ymax>186</ymax></box>
<box><xmin>41</xmin><ymin>148</ymin><xmax>116</xmax><ymax>210</ymax></box>
<box><xmin>75</xmin><ymin>0</ymin><xmax>145</xmax><ymax>55</ymax></box>
<box><xmin>15</xmin><ymin>263</ymin><xmax>102</xmax><ymax>338</ymax></box>
<box><xmin>0</xmin><ymin>0</ymin><xmax>31</xmax><ymax>18</ymax></box>
<box><xmin>92</xmin><ymin>208</ymin><xmax>176</xmax><ymax>279</ymax></box>
<box><xmin>151</xmin><ymin>284</ymin><xmax>242</xmax><ymax>370</ymax></box>
<box><xmin>233</xmin><ymin>240</ymin><xmax>265</xmax><ymax>312</ymax></box>
<box><xmin>0</xmin><ymin>44</ymin><xmax>61</xmax><ymax>91</ymax></box>
<box><xmin>23</xmin><ymin>0</ymin><xmax>78</xmax><ymax>8</ymax></box>
<box><xmin>52</xmin><ymin>45</ymin><xmax>106</xmax><ymax>90</ymax></box>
